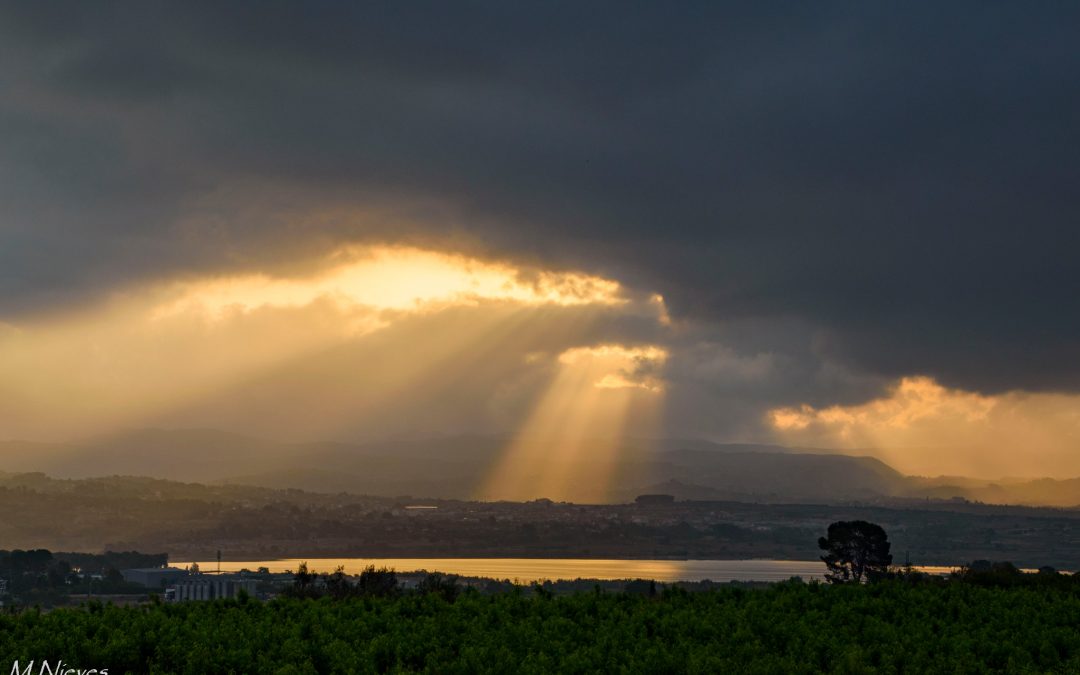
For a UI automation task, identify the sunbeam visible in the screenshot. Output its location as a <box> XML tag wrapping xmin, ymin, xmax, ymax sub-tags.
<box><xmin>479</xmin><ymin>344</ymin><xmax>667</xmax><ymax>502</ymax></box>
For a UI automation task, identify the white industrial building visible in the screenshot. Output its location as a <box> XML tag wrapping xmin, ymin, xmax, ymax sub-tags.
<box><xmin>170</xmin><ymin>575</ymin><xmax>257</xmax><ymax>601</ymax></box>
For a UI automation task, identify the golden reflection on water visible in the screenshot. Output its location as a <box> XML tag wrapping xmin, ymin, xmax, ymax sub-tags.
<box><xmin>173</xmin><ymin>559</ymin><xmax>1054</xmax><ymax>583</ymax></box>
<box><xmin>174</xmin><ymin>558</ymin><xmax>833</xmax><ymax>583</ymax></box>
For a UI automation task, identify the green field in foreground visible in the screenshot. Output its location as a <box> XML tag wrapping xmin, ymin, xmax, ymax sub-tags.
<box><xmin>3</xmin><ymin>580</ymin><xmax>1080</xmax><ymax>674</ymax></box>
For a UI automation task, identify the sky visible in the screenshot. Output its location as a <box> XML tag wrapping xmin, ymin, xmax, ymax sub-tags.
<box><xmin>1</xmin><ymin>2</ymin><xmax>1079</xmax><ymax>479</ymax></box>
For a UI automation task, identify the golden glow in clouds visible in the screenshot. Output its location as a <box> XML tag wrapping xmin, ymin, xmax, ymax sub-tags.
<box><xmin>154</xmin><ymin>246</ymin><xmax>624</xmax><ymax>323</ymax></box>
<box><xmin>769</xmin><ymin>376</ymin><xmax>1080</xmax><ymax>478</ymax></box>
<box><xmin>0</xmin><ymin>245</ymin><xmax>647</xmax><ymax>441</ymax></box>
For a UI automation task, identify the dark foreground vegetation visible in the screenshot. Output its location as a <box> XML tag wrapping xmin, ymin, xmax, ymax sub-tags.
<box><xmin>5</xmin><ymin>574</ymin><xmax>1080</xmax><ymax>674</ymax></box>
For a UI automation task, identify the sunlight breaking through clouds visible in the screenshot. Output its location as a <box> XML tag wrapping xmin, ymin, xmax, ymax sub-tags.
<box><xmin>152</xmin><ymin>246</ymin><xmax>625</xmax><ymax>324</ymax></box>
<box><xmin>0</xmin><ymin>244</ymin><xmax>657</xmax><ymax>442</ymax></box>
<box><xmin>480</xmin><ymin>344</ymin><xmax>668</xmax><ymax>502</ymax></box>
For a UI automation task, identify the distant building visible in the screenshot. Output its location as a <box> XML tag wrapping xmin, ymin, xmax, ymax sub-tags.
<box><xmin>634</xmin><ymin>494</ymin><xmax>676</xmax><ymax>506</ymax></box>
<box><xmin>121</xmin><ymin>567</ymin><xmax>189</xmax><ymax>588</ymax></box>
<box><xmin>171</xmin><ymin>575</ymin><xmax>257</xmax><ymax>601</ymax></box>
<box><xmin>402</xmin><ymin>505</ymin><xmax>439</xmax><ymax>516</ymax></box>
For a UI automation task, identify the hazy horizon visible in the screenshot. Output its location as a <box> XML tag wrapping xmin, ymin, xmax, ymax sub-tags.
<box><xmin>6</xmin><ymin>426</ymin><xmax>1080</xmax><ymax>512</ymax></box>
<box><xmin>4</xmin><ymin>425</ymin><xmax>1077</xmax><ymax>484</ymax></box>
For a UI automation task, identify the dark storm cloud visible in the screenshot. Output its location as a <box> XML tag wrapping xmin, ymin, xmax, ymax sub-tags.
<box><xmin>1</xmin><ymin>1</ymin><xmax>1079</xmax><ymax>395</ymax></box>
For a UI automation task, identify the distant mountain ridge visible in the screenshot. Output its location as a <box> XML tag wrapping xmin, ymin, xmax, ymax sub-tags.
<box><xmin>3</xmin><ymin>428</ymin><xmax>1080</xmax><ymax>507</ymax></box>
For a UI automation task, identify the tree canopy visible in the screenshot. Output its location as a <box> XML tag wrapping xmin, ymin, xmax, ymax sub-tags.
<box><xmin>819</xmin><ymin>520</ymin><xmax>893</xmax><ymax>583</ymax></box>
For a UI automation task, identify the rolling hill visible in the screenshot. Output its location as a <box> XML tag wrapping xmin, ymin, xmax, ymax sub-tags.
<box><xmin>2</xmin><ymin>428</ymin><xmax>1079</xmax><ymax>506</ymax></box>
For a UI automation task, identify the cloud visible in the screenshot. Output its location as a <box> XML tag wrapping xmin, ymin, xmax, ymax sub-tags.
<box><xmin>0</xmin><ymin>2</ymin><xmax>1079</xmax><ymax>466</ymax></box>
<box><xmin>768</xmin><ymin>377</ymin><xmax>1080</xmax><ymax>478</ymax></box>
<box><xmin>151</xmin><ymin>245</ymin><xmax>625</xmax><ymax>323</ymax></box>
<box><xmin>558</xmin><ymin>344</ymin><xmax>668</xmax><ymax>392</ymax></box>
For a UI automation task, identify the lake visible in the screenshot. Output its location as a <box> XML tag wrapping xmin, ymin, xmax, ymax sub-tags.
<box><xmin>171</xmin><ymin>558</ymin><xmax>963</xmax><ymax>583</ymax></box>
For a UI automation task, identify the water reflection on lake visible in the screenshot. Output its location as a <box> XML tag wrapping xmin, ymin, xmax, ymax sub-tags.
<box><xmin>173</xmin><ymin>558</ymin><xmax>921</xmax><ymax>583</ymax></box>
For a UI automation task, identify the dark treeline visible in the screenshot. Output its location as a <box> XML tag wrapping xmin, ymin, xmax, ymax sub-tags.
<box><xmin>53</xmin><ymin>550</ymin><xmax>168</xmax><ymax>574</ymax></box>
<box><xmin>283</xmin><ymin>564</ymin><xmax>404</xmax><ymax>600</ymax></box>
<box><xmin>282</xmin><ymin>563</ymin><xmax>470</xmax><ymax>604</ymax></box>
<box><xmin>0</xmin><ymin>549</ymin><xmax>164</xmax><ymax>606</ymax></box>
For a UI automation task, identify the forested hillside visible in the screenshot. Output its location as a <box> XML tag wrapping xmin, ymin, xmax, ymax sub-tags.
<box><xmin>4</xmin><ymin>472</ymin><xmax>1080</xmax><ymax>567</ymax></box>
